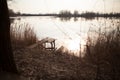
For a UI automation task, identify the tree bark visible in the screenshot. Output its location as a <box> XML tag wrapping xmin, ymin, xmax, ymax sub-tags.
<box><xmin>0</xmin><ymin>0</ymin><xmax>18</xmax><ymax>73</ymax></box>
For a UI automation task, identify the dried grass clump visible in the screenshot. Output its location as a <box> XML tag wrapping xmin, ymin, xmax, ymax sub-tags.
<box><xmin>10</xmin><ymin>23</ymin><xmax>37</xmax><ymax>48</ymax></box>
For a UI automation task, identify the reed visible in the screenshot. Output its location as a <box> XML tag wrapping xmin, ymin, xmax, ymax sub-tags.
<box><xmin>85</xmin><ymin>22</ymin><xmax>120</xmax><ymax>80</ymax></box>
<box><xmin>10</xmin><ymin>23</ymin><xmax>37</xmax><ymax>48</ymax></box>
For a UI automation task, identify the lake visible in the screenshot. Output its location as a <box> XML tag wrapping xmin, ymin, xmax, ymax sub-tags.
<box><xmin>10</xmin><ymin>16</ymin><xmax>120</xmax><ymax>56</ymax></box>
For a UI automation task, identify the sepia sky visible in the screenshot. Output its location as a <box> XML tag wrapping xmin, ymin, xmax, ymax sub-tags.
<box><xmin>8</xmin><ymin>0</ymin><xmax>120</xmax><ymax>14</ymax></box>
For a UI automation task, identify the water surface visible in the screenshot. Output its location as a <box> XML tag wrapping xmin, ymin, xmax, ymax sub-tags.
<box><xmin>11</xmin><ymin>16</ymin><xmax>120</xmax><ymax>56</ymax></box>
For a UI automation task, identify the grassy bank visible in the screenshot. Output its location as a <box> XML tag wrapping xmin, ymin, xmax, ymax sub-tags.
<box><xmin>11</xmin><ymin>22</ymin><xmax>120</xmax><ymax>80</ymax></box>
<box><xmin>14</xmin><ymin>48</ymin><xmax>82</xmax><ymax>80</ymax></box>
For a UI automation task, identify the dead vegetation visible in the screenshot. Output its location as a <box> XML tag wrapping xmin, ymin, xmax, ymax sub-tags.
<box><xmin>11</xmin><ymin>22</ymin><xmax>120</xmax><ymax>80</ymax></box>
<box><xmin>10</xmin><ymin>23</ymin><xmax>37</xmax><ymax>49</ymax></box>
<box><xmin>13</xmin><ymin>48</ymin><xmax>82</xmax><ymax>80</ymax></box>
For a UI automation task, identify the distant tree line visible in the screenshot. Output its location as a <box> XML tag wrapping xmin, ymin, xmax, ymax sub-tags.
<box><xmin>58</xmin><ymin>10</ymin><xmax>120</xmax><ymax>18</ymax></box>
<box><xmin>9</xmin><ymin>9</ymin><xmax>20</xmax><ymax>17</ymax></box>
<box><xmin>9</xmin><ymin>9</ymin><xmax>120</xmax><ymax>18</ymax></box>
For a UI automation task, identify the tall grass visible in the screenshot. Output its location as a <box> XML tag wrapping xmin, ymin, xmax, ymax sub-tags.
<box><xmin>85</xmin><ymin>22</ymin><xmax>120</xmax><ymax>80</ymax></box>
<box><xmin>10</xmin><ymin>23</ymin><xmax>37</xmax><ymax>48</ymax></box>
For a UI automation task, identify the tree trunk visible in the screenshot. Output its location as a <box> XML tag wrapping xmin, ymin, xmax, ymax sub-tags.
<box><xmin>0</xmin><ymin>0</ymin><xmax>18</xmax><ymax>73</ymax></box>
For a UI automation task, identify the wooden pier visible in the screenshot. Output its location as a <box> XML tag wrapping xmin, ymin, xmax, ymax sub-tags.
<box><xmin>40</xmin><ymin>37</ymin><xmax>56</xmax><ymax>50</ymax></box>
<box><xmin>27</xmin><ymin>37</ymin><xmax>56</xmax><ymax>50</ymax></box>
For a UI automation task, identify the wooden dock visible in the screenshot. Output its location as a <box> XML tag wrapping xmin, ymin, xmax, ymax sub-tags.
<box><xmin>27</xmin><ymin>37</ymin><xmax>56</xmax><ymax>50</ymax></box>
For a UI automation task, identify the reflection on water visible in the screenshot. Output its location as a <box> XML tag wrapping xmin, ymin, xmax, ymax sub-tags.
<box><xmin>10</xmin><ymin>16</ymin><xmax>120</xmax><ymax>56</ymax></box>
<box><xmin>58</xmin><ymin>16</ymin><xmax>96</xmax><ymax>22</ymax></box>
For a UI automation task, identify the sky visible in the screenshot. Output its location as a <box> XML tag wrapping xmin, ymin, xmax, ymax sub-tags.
<box><xmin>8</xmin><ymin>0</ymin><xmax>120</xmax><ymax>14</ymax></box>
